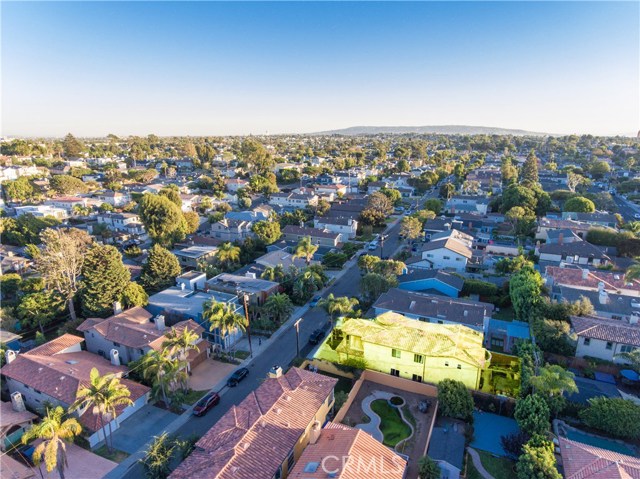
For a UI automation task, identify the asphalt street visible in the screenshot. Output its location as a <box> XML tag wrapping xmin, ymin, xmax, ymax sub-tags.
<box><xmin>613</xmin><ymin>195</ymin><xmax>640</xmax><ymax>222</ymax></box>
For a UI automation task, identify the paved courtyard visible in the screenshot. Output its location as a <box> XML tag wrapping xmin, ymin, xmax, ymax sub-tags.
<box><xmin>111</xmin><ymin>404</ymin><xmax>179</xmax><ymax>454</ymax></box>
<box><xmin>189</xmin><ymin>358</ymin><xmax>237</xmax><ymax>391</ymax></box>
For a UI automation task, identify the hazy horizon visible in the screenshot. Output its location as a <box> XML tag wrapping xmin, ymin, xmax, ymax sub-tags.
<box><xmin>2</xmin><ymin>1</ymin><xmax>638</xmax><ymax>138</ymax></box>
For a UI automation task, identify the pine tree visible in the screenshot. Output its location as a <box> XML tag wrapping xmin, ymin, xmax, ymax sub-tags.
<box><xmin>140</xmin><ymin>244</ymin><xmax>181</xmax><ymax>292</ymax></box>
<box><xmin>80</xmin><ymin>245</ymin><xmax>131</xmax><ymax>317</ymax></box>
<box><xmin>521</xmin><ymin>149</ymin><xmax>539</xmax><ymax>184</ymax></box>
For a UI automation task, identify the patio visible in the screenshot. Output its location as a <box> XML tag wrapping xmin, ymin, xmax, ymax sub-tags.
<box><xmin>37</xmin><ymin>442</ymin><xmax>117</xmax><ymax>478</ymax></box>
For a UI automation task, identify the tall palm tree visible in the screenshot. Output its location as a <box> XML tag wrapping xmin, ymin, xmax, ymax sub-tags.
<box><xmin>140</xmin><ymin>350</ymin><xmax>175</xmax><ymax>405</ymax></box>
<box><xmin>202</xmin><ymin>300</ymin><xmax>246</xmax><ymax>356</ymax></box>
<box><xmin>70</xmin><ymin>368</ymin><xmax>132</xmax><ymax>453</ymax></box>
<box><xmin>215</xmin><ymin>242</ymin><xmax>241</xmax><ymax>270</ymax></box>
<box><xmin>162</xmin><ymin>326</ymin><xmax>200</xmax><ymax>362</ymax></box>
<box><xmin>294</xmin><ymin>236</ymin><xmax>318</xmax><ymax>266</ymax></box>
<box><xmin>262</xmin><ymin>293</ymin><xmax>294</xmax><ymax>324</ymax></box>
<box><xmin>529</xmin><ymin>364</ymin><xmax>578</xmax><ymax>397</ymax></box>
<box><xmin>319</xmin><ymin>294</ymin><xmax>360</xmax><ymax>327</ymax></box>
<box><xmin>261</xmin><ymin>265</ymin><xmax>285</xmax><ymax>282</ymax></box>
<box><xmin>22</xmin><ymin>406</ymin><xmax>82</xmax><ymax>479</ymax></box>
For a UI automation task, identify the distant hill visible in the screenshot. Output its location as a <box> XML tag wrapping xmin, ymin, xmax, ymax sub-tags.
<box><xmin>311</xmin><ymin>125</ymin><xmax>551</xmax><ymax>136</ymax></box>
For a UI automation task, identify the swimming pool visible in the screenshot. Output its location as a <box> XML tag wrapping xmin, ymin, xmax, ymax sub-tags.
<box><xmin>470</xmin><ymin>412</ymin><xmax>519</xmax><ymax>457</ymax></box>
<box><xmin>565</xmin><ymin>430</ymin><xmax>636</xmax><ymax>456</ymax></box>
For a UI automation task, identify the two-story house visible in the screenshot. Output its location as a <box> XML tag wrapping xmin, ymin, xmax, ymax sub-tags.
<box><xmin>210</xmin><ymin>218</ymin><xmax>254</xmax><ymax>242</ymax></box>
<box><xmin>172</xmin><ymin>245</ymin><xmax>218</xmax><ymax>269</ymax></box>
<box><xmin>571</xmin><ymin>315</ymin><xmax>640</xmax><ymax>363</ymax></box>
<box><xmin>408</xmin><ymin>229</ymin><xmax>473</xmax><ymax>272</ymax></box>
<box><xmin>169</xmin><ymin>367</ymin><xmax>337</xmax><ymax>479</ymax></box>
<box><xmin>1</xmin><ymin>335</ymin><xmax>149</xmax><ymax>448</ymax></box>
<box><xmin>313</xmin><ymin>216</ymin><xmax>358</xmax><ymax>240</ymax></box>
<box><xmin>282</xmin><ymin>225</ymin><xmax>342</xmax><ymax>248</ymax></box>
<box><xmin>207</xmin><ymin>273</ymin><xmax>280</xmax><ymax>306</ymax></box>
<box><xmin>332</xmin><ymin>312</ymin><xmax>490</xmax><ymax>389</ymax></box>
<box><xmin>96</xmin><ymin>212</ymin><xmax>145</xmax><ymax>235</ymax></box>
<box><xmin>445</xmin><ymin>195</ymin><xmax>490</xmax><ymax>215</ymax></box>
<box><xmin>269</xmin><ymin>192</ymin><xmax>319</xmax><ymax>209</ymax></box>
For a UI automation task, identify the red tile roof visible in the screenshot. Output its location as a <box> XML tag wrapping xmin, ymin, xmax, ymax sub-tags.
<box><xmin>288</xmin><ymin>423</ymin><xmax>406</xmax><ymax>479</ymax></box>
<box><xmin>169</xmin><ymin>368</ymin><xmax>337</xmax><ymax>479</ymax></box>
<box><xmin>559</xmin><ymin>437</ymin><xmax>640</xmax><ymax>479</ymax></box>
<box><xmin>0</xmin><ymin>335</ymin><xmax>149</xmax><ymax>432</ymax></box>
<box><xmin>545</xmin><ymin>266</ymin><xmax>640</xmax><ymax>295</ymax></box>
<box><xmin>571</xmin><ymin>315</ymin><xmax>640</xmax><ymax>347</ymax></box>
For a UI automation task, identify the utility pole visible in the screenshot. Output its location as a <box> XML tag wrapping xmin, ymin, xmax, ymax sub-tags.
<box><xmin>379</xmin><ymin>234</ymin><xmax>386</xmax><ymax>258</ymax></box>
<box><xmin>242</xmin><ymin>293</ymin><xmax>253</xmax><ymax>358</ymax></box>
<box><xmin>294</xmin><ymin>318</ymin><xmax>303</xmax><ymax>358</ymax></box>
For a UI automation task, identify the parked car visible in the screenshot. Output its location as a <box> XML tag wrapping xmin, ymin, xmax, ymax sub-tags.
<box><xmin>192</xmin><ymin>391</ymin><xmax>220</xmax><ymax>416</ymax></box>
<box><xmin>309</xmin><ymin>329</ymin><xmax>325</xmax><ymax>345</ymax></box>
<box><xmin>227</xmin><ymin>367</ymin><xmax>249</xmax><ymax>387</ymax></box>
<box><xmin>310</xmin><ymin>295</ymin><xmax>322</xmax><ymax>307</ymax></box>
<box><xmin>368</xmin><ymin>241</ymin><xmax>378</xmax><ymax>250</ymax></box>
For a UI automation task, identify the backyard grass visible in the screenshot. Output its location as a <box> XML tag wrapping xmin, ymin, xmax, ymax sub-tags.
<box><xmin>370</xmin><ymin>399</ymin><xmax>411</xmax><ymax>447</ymax></box>
<box><xmin>476</xmin><ymin>450</ymin><xmax>515</xmax><ymax>479</ymax></box>
<box><xmin>466</xmin><ymin>456</ymin><xmax>483</xmax><ymax>479</ymax></box>
<box><xmin>234</xmin><ymin>350</ymin><xmax>251</xmax><ymax>360</ymax></box>
<box><xmin>94</xmin><ymin>445</ymin><xmax>129</xmax><ymax>463</ymax></box>
<box><xmin>493</xmin><ymin>306</ymin><xmax>515</xmax><ymax>321</ymax></box>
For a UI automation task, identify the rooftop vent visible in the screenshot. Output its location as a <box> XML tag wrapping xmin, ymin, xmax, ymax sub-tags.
<box><xmin>303</xmin><ymin>462</ymin><xmax>320</xmax><ymax>473</ymax></box>
<box><xmin>65</xmin><ymin>360</ymin><xmax>78</xmax><ymax>365</ymax></box>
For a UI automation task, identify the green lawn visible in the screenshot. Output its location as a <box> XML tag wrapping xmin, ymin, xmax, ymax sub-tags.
<box><xmin>182</xmin><ymin>389</ymin><xmax>208</xmax><ymax>405</ymax></box>
<box><xmin>94</xmin><ymin>445</ymin><xmax>129</xmax><ymax>463</ymax></box>
<box><xmin>493</xmin><ymin>306</ymin><xmax>515</xmax><ymax>321</ymax></box>
<box><xmin>234</xmin><ymin>350</ymin><xmax>251</xmax><ymax>360</ymax></box>
<box><xmin>370</xmin><ymin>399</ymin><xmax>411</xmax><ymax>447</ymax></box>
<box><xmin>477</xmin><ymin>450</ymin><xmax>515</xmax><ymax>479</ymax></box>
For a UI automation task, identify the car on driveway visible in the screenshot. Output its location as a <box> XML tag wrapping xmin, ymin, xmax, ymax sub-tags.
<box><xmin>309</xmin><ymin>329</ymin><xmax>325</xmax><ymax>345</ymax></box>
<box><xmin>310</xmin><ymin>295</ymin><xmax>322</xmax><ymax>307</ymax></box>
<box><xmin>227</xmin><ymin>367</ymin><xmax>249</xmax><ymax>387</ymax></box>
<box><xmin>634</xmin><ymin>213</ymin><xmax>640</xmax><ymax>219</ymax></box>
<box><xmin>193</xmin><ymin>391</ymin><xmax>220</xmax><ymax>416</ymax></box>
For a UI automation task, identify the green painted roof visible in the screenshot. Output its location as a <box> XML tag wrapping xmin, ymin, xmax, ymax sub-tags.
<box><xmin>338</xmin><ymin>312</ymin><xmax>488</xmax><ymax>368</ymax></box>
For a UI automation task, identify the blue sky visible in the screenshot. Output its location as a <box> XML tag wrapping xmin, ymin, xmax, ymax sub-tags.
<box><xmin>2</xmin><ymin>1</ymin><xmax>638</xmax><ymax>137</ymax></box>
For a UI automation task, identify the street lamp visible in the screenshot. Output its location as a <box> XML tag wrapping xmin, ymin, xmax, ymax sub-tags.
<box><xmin>379</xmin><ymin>234</ymin><xmax>386</xmax><ymax>258</ymax></box>
<box><xmin>294</xmin><ymin>318</ymin><xmax>303</xmax><ymax>358</ymax></box>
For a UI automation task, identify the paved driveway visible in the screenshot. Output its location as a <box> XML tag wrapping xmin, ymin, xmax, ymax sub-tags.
<box><xmin>38</xmin><ymin>442</ymin><xmax>116</xmax><ymax>478</ymax></box>
<box><xmin>111</xmin><ymin>404</ymin><xmax>179</xmax><ymax>454</ymax></box>
<box><xmin>189</xmin><ymin>359</ymin><xmax>237</xmax><ymax>391</ymax></box>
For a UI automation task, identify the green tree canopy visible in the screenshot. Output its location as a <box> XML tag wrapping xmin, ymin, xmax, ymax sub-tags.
<box><xmin>521</xmin><ymin>149</ymin><xmax>539</xmax><ymax>184</ymax></box>
<box><xmin>437</xmin><ymin>379</ymin><xmax>474</xmax><ymax>421</ymax></box>
<box><xmin>121</xmin><ymin>282</ymin><xmax>149</xmax><ymax>308</ymax></box>
<box><xmin>140</xmin><ymin>244</ymin><xmax>181</xmax><ymax>292</ymax></box>
<box><xmin>252</xmin><ymin>220</ymin><xmax>281</xmax><ymax>245</ymax></box>
<box><xmin>510</xmin><ymin>265</ymin><xmax>543</xmax><ymax>322</ymax></box>
<box><xmin>514</xmin><ymin>394</ymin><xmax>550</xmax><ymax>437</ymax></box>
<box><xmin>563</xmin><ymin>196</ymin><xmax>596</xmax><ymax>213</ymax></box>
<box><xmin>50</xmin><ymin>175</ymin><xmax>88</xmax><ymax>195</ymax></box>
<box><xmin>579</xmin><ymin>397</ymin><xmax>640</xmax><ymax>439</ymax></box>
<box><xmin>80</xmin><ymin>245</ymin><xmax>131</xmax><ymax>317</ymax></box>
<box><xmin>139</xmin><ymin>194</ymin><xmax>187</xmax><ymax>246</ymax></box>
<box><xmin>516</xmin><ymin>435</ymin><xmax>561</xmax><ymax>479</ymax></box>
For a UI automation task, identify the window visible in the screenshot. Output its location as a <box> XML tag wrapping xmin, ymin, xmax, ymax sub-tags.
<box><xmin>583</xmin><ymin>338</ymin><xmax>590</xmax><ymax>346</ymax></box>
<box><xmin>113</xmin><ymin>342</ymin><xmax>120</xmax><ymax>347</ymax></box>
<box><xmin>491</xmin><ymin>338</ymin><xmax>504</xmax><ymax>348</ymax></box>
<box><xmin>621</xmin><ymin>345</ymin><xmax>636</xmax><ymax>353</ymax></box>
<box><xmin>443</xmin><ymin>256</ymin><xmax>451</xmax><ymax>260</ymax></box>
<box><xmin>414</xmin><ymin>354</ymin><xmax>424</xmax><ymax>364</ymax></box>
<box><xmin>445</xmin><ymin>361</ymin><xmax>449</xmax><ymax>367</ymax></box>
<box><xmin>457</xmin><ymin>364</ymin><xmax>462</xmax><ymax>369</ymax></box>
<box><xmin>390</xmin><ymin>368</ymin><xmax>400</xmax><ymax>377</ymax></box>
<box><xmin>286</xmin><ymin>451</ymin><xmax>295</xmax><ymax>471</ymax></box>
<box><xmin>392</xmin><ymin>349</ymin><xmax>401</xmax><ymax>359</ymax></box>
<box><xmin>456</xmin><ymin>258</ymin><xmax>462</xmax><ymax>261</ymax></box>
<box><xmin>606</xmin><ymin>342</ymin><xmax>613</xmax><ymax>350</ymax></box>
<box><xmin>426</xmin><ymin>254</ymin><xmax>434</xmax><ymax>258</ymax></box>
<box><xmin>139</xmin><ymin>349</ymin><xmax>144</xmax><ymax>355</ymax></box>
<box><xmin>412</xmin><ymin>374</ymin><xmax>422</xmax><ymax>382</ymax></box>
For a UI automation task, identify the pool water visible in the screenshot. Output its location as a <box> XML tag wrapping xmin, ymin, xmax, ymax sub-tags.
<box><xmin>470</xmin><ymin>412</ymin><xmax>520</xmax><ymax>457</ymax></box>
<box><xmin>565</xmin><ymin>430</ymin><xmax>636</xmax><ymax>456</ymax></box>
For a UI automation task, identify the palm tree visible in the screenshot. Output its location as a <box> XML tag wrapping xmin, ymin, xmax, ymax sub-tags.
<box><xmin>625</xmin><ymin>264</ymin><xmax>640</xmax><ymax>282</ymax></box>
<box><xmin>70</xmin><ymin>368</ymin><xmax>132</xmax><ymax>453</ymax></box>
<box><xmin>529</xmin><ymin>364</ymin><xmax>578</xmax><ymax>396</ymax></box>
<box><xmin>22</xmin><ymin>406</ymin><xmax>82</xmax><ymax>479</ymax></box>
<box><xmin>162</xmin><ymin>326</ymin><xmax>200</xmax><ymax>362</ymax></box>
<box><xmin>202</xmin><ymin>300</ymin><xmax>246</xmax><ymax>356</ymax></box>
<box><xmin>616</xmin><ymin>349</ymin><xmax>640</xmax><ymax>372</ymax></box>
<box><xmin>318</xmin><ymin>294</ymin><xmax>359</xmax><ymax>327</ymax></box>
<box><xmin>140</xmin><ymin>350</ymin><xmax>175</xmax><ymax>405</ymax></box>
<box><xmin>261</xmin><ymin>265</ymin><xmax>285</xmax><ymax>282</ymax></box>
<box><xmin>293</xmin><ymin>236</ymin><xmax>318</xmax><ymax>266</ymax></box>
<box><xmin>262</xmin><ymin>293</ymin><xmax>294</xmax><ymax>324</ymax></box>
<box><xmin>141</xmin><ymin>432</ymin><xmax>175</xmax><ymax>479</ymax></box>
<box><xmin>215</xmin><ymin>242</ymin><xmax>241</xmax><ymax>270</ymax></box>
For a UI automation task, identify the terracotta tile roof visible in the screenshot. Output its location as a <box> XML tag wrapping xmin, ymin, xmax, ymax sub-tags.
<box><xmin>169</xmin><ymin>368</ymin><xmax>337</xmax><ymax>479</ymax></box>
<box><xmin>0</xmin><ymin>337</ymin><xmax>149</xmax><ymax>430</ymax></box>
<box><xmin>26</xmin><ymin>334</ymin><xmax>85</xmax><ymax>356</ymax></box>
<box><xmin>78</xmin><ymin>308</ymin><xmax>204</xmax><ymax>350</ymax></box>
<box><xmin>0</xmin><ymin>400</ymin><xmax>37</xmax><ymax>429</ymax></box>
<box><xmin>545</xmin><ymin>266</ymin><xmax>640</xmax><ymax>295</ymax></box>
<box><xmin>338</xmin><ymin>312</ymin><xmax>488</xmax><ymax>368</ymax></box>
<box><xmin>571</xmin><ymin>315</ymin><xmax>640</xmax><ymax>347</ymax></box>
<box><xmin>559</xmin><ymin>437</ymin><xmax>640</xmax><ymax>479</ymax></box>
<box><xmin>288</xmin><ymin>423</ymin><xmax>406</xmax><ymax>478</ymax></box>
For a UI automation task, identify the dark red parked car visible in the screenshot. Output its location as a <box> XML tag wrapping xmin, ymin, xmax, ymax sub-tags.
<box><xmin>192</xmin><ymin>392</ymin><xmax>220</xmax><ymax>416</ymax></box>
